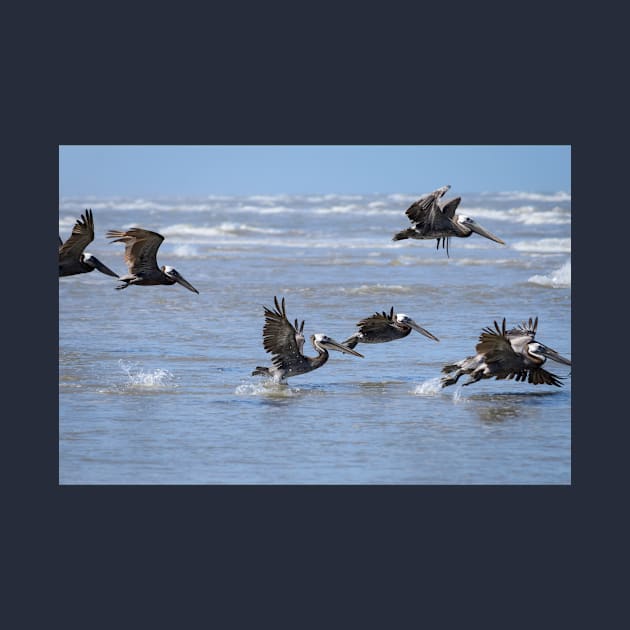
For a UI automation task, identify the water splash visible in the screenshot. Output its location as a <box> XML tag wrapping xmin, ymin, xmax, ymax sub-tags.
<box><xmin>118</xmin><ymin>360</ymin><xmax>177</xmax><ymax>390</ymax></box>
<box><xmin>235</xmin><ymin>380</ymin><xmax>300</xmax><ymax>397</ymax></box>
<box><xmin>413</xmin><ymin>377</ymin><xmax>443</xmax><ymax>395</ymax></box>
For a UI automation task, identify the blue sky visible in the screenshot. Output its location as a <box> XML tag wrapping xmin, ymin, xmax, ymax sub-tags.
<box><xmin>59</xmin><ymin>145</ymin><xmax>570</xmax><ymax>197</ymax></box>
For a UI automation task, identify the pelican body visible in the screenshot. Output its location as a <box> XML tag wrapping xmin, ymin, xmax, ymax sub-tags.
<box><xmin>342</xmin><ymin>307</ymin><xmax>439</xmax><ymax>348</ymax></box>
<box><xmin>440</xmin><ymin>317</ymin><xmax>571</xmax><ymax>388</ymax></box>
<box><xmin>59</xmin><ymin>209</ymin><xmax>119</xmax><ymax>278</ymax></box>
<box><xmin>392</xmin><ymin>186</ymin><xmax>505</xmax><ymax>256</ymax></box>
<box><xmin>252</xmin><ymin>296</ymin><xmax>363</xmax><ymax>382</ymax></box>
<box><xmin>106</xmin><ymin>228</ymin><xmax>199</xmax><ymax>293</ymax></box>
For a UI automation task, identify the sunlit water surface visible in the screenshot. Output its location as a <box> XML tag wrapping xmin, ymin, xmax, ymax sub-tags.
<box><xmin>59</xmin><ymin>192</ymin><xmax>571</xmax><ymax>483</ymax></box>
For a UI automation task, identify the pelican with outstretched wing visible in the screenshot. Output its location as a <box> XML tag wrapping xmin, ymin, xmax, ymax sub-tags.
<box><xmin>440</xmin><ymin>317</ymin><xmax>571</xmax><ymax>388</ymax></box>
<box><xmin>59</xmin><ymin>209</ymin><xmax>119</xmax><ymax>278</ymax></box>
<box><xmin>106</xmin><ymin>227</ymin><xmax>199</xmax><ymax>293</ymax></box>
<box><xmin>252</xmin><ymin>296</ymin><xmax>363</xmax><ymax>382</ymax></box>
<box><xmin>393</xmin><ymin>187</ymin><xmax>505</xmax><ymax>256</ymax></box>
<box><xmin>342</xmin><ymin>306</ymin><xmax>439</xmax><ymax>349</ymax></box>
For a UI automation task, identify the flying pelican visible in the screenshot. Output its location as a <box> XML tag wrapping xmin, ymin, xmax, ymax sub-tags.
<box><xmin>392</xmin><ymin>187</ymin><xmax>505</xmax><ymax>256</ymax></box>
<box><xmin>59</xmin><ymin>209</ymin><xmax>119</xmax><ymax>278</ymax></box>
<box><xmin>440</xmin><ymin>317</ymin><xmax>571</xmax><ymax>388</ymax></box>
<box><xmin>106</xmin><ymin>227</ymin><xmax>199</xmax><ymax>293</ymax></box>
<box><xmin>342</xmin><ymin>306</ymin><xmax>439</xmax><ymax>349</ymax></box>
<box><xmin>252</xmin><ymin>296</ymin><xmax>364</xmax><ymax>382</ymax></box>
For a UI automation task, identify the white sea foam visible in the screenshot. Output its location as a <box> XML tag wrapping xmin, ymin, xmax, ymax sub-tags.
<box><xmin>58</xmin><ymin>217</ymin><xmax>77</xmax><ymax>229</ymax></box>
<box><xmin>313</xmin><ymin>204</ymin><xmax>362</xmax><ymax>215</ymax></box>
<box><xmin>172</xmin><ymin>244</ymin><xmax>201</xmax><ymax>257</ymax></box>
<box><xmin>161</xmin><ymin>222</ymin><xmax>298</xmax><ymax>239</ymax></box>
<box><xmin>528</xmin><ymin>259</ymin><xmax>571</xmax><ymax>288</ymax></box>
<box><xmin>341</xmin><ymin>284</ymin><xmax>412</xmax><ymax>295</ymax></box>
<box><xmin>512</xmin><ymin>238</ymin><xmax>571</xmax><ymax>253</ymax></box>
<box><xmin>60</xmin><ymin>198</ymin><xmax>179</xmax><ymax>212</ymax></box>
<box><xmin>238</xmin><ymin>205</ymin><xmax>297</xmax><ymax>215</ymax></box>
<box><xmin>246</xmin><ymin>194</ymin><xmax>292</xmax><ymax>204</ymax></box>
<box><xmin>452</xmin><ymin>258</ymin><xmax>521</xmax><ymax>267</ymax></box>
<box><xmin>490</xmin><ymin>191</ymin><xmax>571</xmax><ymax>202</ymax></box>
<box><xmin>462</xmin><ymin>205</ymin><xmax>570</xmax><ymax>225</ymax></box>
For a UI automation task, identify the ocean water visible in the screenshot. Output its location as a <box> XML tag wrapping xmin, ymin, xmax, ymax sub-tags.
<box><xmin>59</xmin><ymin>191</ymin><xmax>571</xmax><ymax>484</ymax></box>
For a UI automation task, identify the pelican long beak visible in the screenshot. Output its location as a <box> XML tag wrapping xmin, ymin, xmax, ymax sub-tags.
<box><xmin>323</xmin><ymin>338</ymin><xmax>364</xmax><ymax>358</ymax></box>
<box><xmin>175</xmin><ymin>275</ymin><xmax>199</xmax><ymax>294</ymax></box>
<box><xmin>468</xmin><ymin>222</ymin><xmax>505</xmax><ymax>245</ymax></box>
<box><xmin>91</xmin><ymin>257</ymin><xmax>119</xmax><ymax>278</ymax></box>
<box><xmin>541</xmin><ymin>346</ymin><xmax>572</xmax><ymax>366</ymax></box>
<box><xmin>408</xmin><ymin>320</ymin><xmax>440</xmax><ymax>342</ymax></box>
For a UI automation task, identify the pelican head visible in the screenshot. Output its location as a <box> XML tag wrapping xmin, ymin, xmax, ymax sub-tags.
<box><xmin>81</xmin><ymin>252</ymin><xmax>119</xmax><ymax>278</ymax></box>
<box><xmin>395</xmin><ymin>314</ymin><xmax>440</xmax><ymax>341</ymax></box>
<box><xmin>527</xmin><ymin>342</ymin><xmax>572</xmax><ymax>366</ymax></box>
<box><xmin>457</xmin><ymin>216</ymin><xmax>505</xmax><ymax>244</ymax></box>
<box><xmin>162</xmin><ymin>265</ymin><xmax>199</xmax><ymax>294</ymax></box>
<box><xmin>311</xmin><ymin>334</ymin><xmax>364</xmax><ymax>357</ymax></box>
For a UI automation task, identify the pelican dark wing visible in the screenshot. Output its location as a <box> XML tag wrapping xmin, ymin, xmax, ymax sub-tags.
<box><xmin>393</xmin><ymin>187</ymin><xmax>503</xmax><ymax>257</ymax></box>
<box><xmin>342</xmin><ymin>308</ymin><xmax>400</xmax><ymax>347</ymax></box>
<box><xmin>475</xmin><ymin>319</ymin><xmax>522</xmax><ymax>367</ymax></box>
<box><xmin>441</xmin><ymin>196</ymin><xmax>462</xmax><ymax>219</ymax></box>
<box><xmin>343</xmin><ymin>307</ymin><xmax>439</xmax><ymax>347</ymax></box>
<box><xmin>517</xmin><ymin>367</ymin><xmax>563</xmax><ymax>387</ymax></box>
<box><xmin>59</xmin><ymin>209</ymin><xmax>119</xmax><ymax>278</ymax></box>
<box><xmin>59</xmin><ymin>209</ymin><xmax>94</xmax><ymax>260</ymax></box>
<box><xmin>506</xmin><ymin>317</ymin><xmax>538</xmax><ymax>339</ymax></box>
<box><xmin>355</xmin><ymin>307</ymin><xmax>396</xmax><ymax>335</ymax></box>
<box><xmin>399</xmin><ymin>190</ymin><xmax>468</xmax><ymax>253</ymax></box>
<box><xmin>253</xmin><ymin>296</ymin><xmax>363</xmax><ymax>380</ymax></box>
<box><xmin>404</xmin><ymin>185</ymin><xmax>451</xmax><ymax>223</ymax></box>
<box><xmin>441</xmin><ymin>317</ymin><xmax>568</xmax><ymax>388</ymax></box>
<box><xmin>106</xmin><ymin>226</ymin><xmax>198</xmax><ymax>292</ymax></box>
<box><xmin>106</xmin><ymin>228</ymin><xmax>164</xmax><ymax>275</ymax></box>
<box><xmin>262</xmin><ymin>296</ymin><xmax>307</xmax><ymax>371</ymax></box>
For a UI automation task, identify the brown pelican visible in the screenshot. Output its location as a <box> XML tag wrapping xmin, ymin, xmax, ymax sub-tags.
<box><xmin>106</xmin><ymin>227</ymin><xmax>199</xmax><ymax>293</ymax></box>
<box><xmin>342</xmin><ymin>307</ymin><xmax>439</xmax><ymax>349</ymax></box>
<box><xmin>252</xmin><ymin>296</ymin><xmax>364</xmax><ymax>381</ymax></box>
<box><xmin>392</xmin><ymin>188</ymin><xmax>505</xmax><ymax>256</ymax></box>
<box><xmin>440</xmin><ymin>317</ymin><xmax>571</xmax><ymax>388</ymax></box>
<box><xmin>59</xmin><ymin>209</ymin><xmax>119</xmax><ymax>278</ymax></box>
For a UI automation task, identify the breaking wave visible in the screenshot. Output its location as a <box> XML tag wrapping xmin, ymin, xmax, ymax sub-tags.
<box><xmin>528</xmin><ymin>259</ymin><xmax>571</xmax><ymax>288</ymax></box>
<box><xmin>489</xmin><ymin>191</ymin><xmax>571</xmax><ymax>203</ymax></box>
<box><xmin>341</xmin><ymin>284</ymin><xmax>412</xmax><ymax>295</ymax></box>
<box><xmin>462</xmin><ymin>205</ymin><xmax>570</xmax><ymax>225</ymax></box>
<box><xmin>160</xmin><ymin>222</ymin><xmax>301</xmax><ymax>238</ymax></box>
<box><xmin>512</xmin><ymin>238</ymin><xmax>571</xmax><ymax>253</ymax></box>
